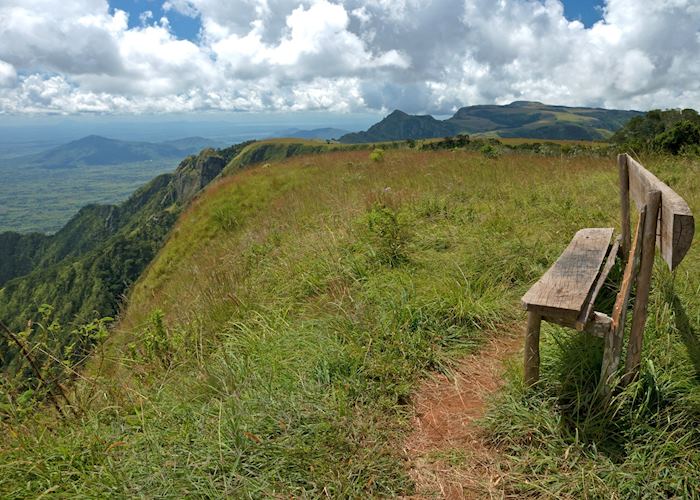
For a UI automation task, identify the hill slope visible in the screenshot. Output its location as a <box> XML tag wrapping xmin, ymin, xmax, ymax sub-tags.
<box><xmin>0</xmin><ymin>143</ymin><xmax>254</xmax><ymax>375</ymax></box>
<box><xmin>0</xmin><ymin>139</ymin><xmax>372</xmax><ymax>373</ymax></box>
<box><xmin>2</xmin><ymin>147</ymin><xmax>697</xmax><ymax>498</ymax></box>
<box><xmin>339</xmin><ymin>101</ymin><xmax>641</xmax><ymax>143</ymax></box>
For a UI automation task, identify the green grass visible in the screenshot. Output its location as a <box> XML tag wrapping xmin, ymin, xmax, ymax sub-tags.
<box><xmin>1</xmin><ymin>149</ymin><xmax>698</xmax><ymax>497</ymax></box>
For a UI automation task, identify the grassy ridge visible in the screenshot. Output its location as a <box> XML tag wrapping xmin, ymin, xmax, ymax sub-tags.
<box><xmin>1</xmin><ymin>149</ymin><xmax>698</xmax><ymax>497</ymax></box>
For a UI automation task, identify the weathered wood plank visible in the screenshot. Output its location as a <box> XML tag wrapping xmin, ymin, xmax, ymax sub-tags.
<box><xmin>522</xmin><ymin>228</ymin><xmax>614</xmax><ymax>315</ymax></box>
<box><xmin>524</xmin><ymin>311</ymin><xmax>541</xmax><ymax>386</ymax></box>
<box><xmin>611</xmin><ymin>209</ymin><xmax>646</xmax><ymax>333</ymax></box>
<box><xmin>619</xmin><ymin>154</ymin><xmax>631</xmax><ymax>258</ymax></box>
<box><xmin>576</xmin><ymin>235</ymin><xmax>621</xmax><ymax>330</ymax></box>
<box><xmin>584</xmin><ymin>312</ymin><xmax>612</xmax><ymax>338</ymax></box>
<box><xmin>626</xmin><ymin>155</ymin><xmax>695</xmax><ymax>270</ymax></box>
<box><xmin>600</xmin><ymin>208</ymin><xmax>646</xmax><ymax>394</ymax></box>
<box><xmin>623</xmin><ymin>190</ymin><xmax>661</xmax><ymax>386</ymax></box>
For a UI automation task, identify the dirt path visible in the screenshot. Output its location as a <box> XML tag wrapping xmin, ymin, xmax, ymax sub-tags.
<box><xmin>404</xmin><ymin>327</ymin><xmax>522</xmax><ymax>499</ymax></box>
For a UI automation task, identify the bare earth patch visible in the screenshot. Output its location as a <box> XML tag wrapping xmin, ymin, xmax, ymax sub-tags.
<box><xmin>404</xmin><ymin>327</ymin><xmax>522</xmax><ymax>499</ymax></box>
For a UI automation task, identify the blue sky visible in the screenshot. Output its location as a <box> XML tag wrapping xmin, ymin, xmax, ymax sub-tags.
<box><xmin>0</xmin><ymin>0</ymin><xmax>698</xmax><ymax>116</ymax></box>
<box><xmin>562</xmin><ymin>0</ymin><xmax>604</xmax><ymax>27</ymax></box>
<box><xmin>109</xmin><ymin>0</ymin><xmax>606</xmax><ymax>41</ymax></box>
<box><xmin>110</xmin><ymin>0</ymin><xmax>202</xmax><ymax>40</ymax></box>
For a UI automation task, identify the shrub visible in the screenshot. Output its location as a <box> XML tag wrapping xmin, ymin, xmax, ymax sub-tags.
<box><xmin>481</xmin><ymin>143</ymin><xmax>501</xmax><ymax>159</ymax></box>
<box><xmin>369</xmin><ymin>148</ymin><xmax>385</xmax><ymax>162</ymax></box>
<box><xmin>364</xmin><ymin>204</ymin><xmax>409</xmax><ymax>267</ymax></box>
<box><xmin>143</xmin><ymin>309</ymin><xmax>171</xmax><ymax>366</ymax></box>
<box><xmin>654</xmin><ymin>120</ymin><xmax>700</xmax><ymax>154</ymax></box>
<box><xmin>212</xmin><ymin>205</ymin><xmax>239</xmax><ymax>232</ymax></box>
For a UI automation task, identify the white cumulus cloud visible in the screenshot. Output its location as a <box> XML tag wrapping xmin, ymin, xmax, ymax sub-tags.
<box><xmin>0</xmin><ymin>60</ymin><xmax>17</xmax><ymax>88</ymax></box>
<box><xmin>0</xmin><ymin>0</ymin><xmax>698</xmax><ymax>114</ymax></box>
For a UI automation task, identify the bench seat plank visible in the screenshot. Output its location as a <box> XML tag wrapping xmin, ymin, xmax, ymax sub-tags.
<box><xmin>576</xmin><ymin>234</ymin><xmax>621</xmax><ymax>330</ymax></box>
<box><xmin>522</xmin><ymin>228</ymin><xmax>614</xmax><ymax>316</ymax></box>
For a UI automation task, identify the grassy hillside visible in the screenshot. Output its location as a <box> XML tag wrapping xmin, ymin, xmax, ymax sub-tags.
<box><xmin>448</xmin><ymin>101</ymin><xmax>640</xmax><ymax>139</ymax></box>
<box><xmin>1</xmin><ymin>148</ymin><xmax>698</xmax><ymax>497</ymax></box>
<box><xmin>0</xmin><ymin>145</ymin><xmax>253</xmax><ymax>383</ymax></box>
<box><xmin>222</xmin><ymin>138</ymin><xmax>370</xmax><ymax>176</ymax></box>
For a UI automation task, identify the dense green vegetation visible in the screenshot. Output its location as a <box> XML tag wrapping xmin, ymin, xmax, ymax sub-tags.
<box><xmin>339</xmin><ymin>101</ymin><xmax>641</xmax><ymax>143</ymax></box>
<box><xmin>612</xmin><ymin>108</ymin><xmax>700</xmax><ymax>155</ymax></box>
<box><xmin>0</xmin><ymin>140</ymin><xmax>377</xmax><ymax>392</ymax></box>
<box><xmin>420</xmin><ymin>134</ymin><xmax>614</xmax><ymax>158</ymax></box>
<box><xmin>0</xmin><ymin>143</ymin><xmax>252</xmax><ymax>385</ymax></box>
<box><xmin>1</xmin><ymin>146</ymin><xmax>697</xmax><ymax>497</ymax></box>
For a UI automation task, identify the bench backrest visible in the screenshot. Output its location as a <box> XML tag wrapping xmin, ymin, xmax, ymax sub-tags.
<box><xmin>620</xmin><ymin>154</ymin><xmax>695</xmax><ymax>271</ymax></box>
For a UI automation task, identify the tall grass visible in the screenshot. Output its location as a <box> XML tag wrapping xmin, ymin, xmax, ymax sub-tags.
<box><xmin>1</xmin><ymin>149</ymin><xmax>697</xmax><ymax>497</ymax></box>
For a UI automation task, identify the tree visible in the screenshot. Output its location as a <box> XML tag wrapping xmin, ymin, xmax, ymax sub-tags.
<box><xmin>654</xmin><ymin>120</ymin><xmax>700</xmax><ymax>154</ymax></box>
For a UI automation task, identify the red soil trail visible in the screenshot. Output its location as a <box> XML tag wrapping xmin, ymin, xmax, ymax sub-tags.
<box><xmin>404</xmin><ymin>327</ymin><xmax>522</xmax><ymax>499</ymax></box>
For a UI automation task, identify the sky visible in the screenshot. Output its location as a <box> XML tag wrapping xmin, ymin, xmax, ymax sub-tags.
<box><xmin>0</xmin><ymin>0</ymin><xmax>698</xmax><ymax>117</ymax></box>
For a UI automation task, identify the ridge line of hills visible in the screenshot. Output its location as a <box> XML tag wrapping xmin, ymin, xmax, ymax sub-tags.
<box><xmin>339</xmin><ymin>101</ymin><xmax>642</xmax><ymax>143</ymax></box>
<box><xmin>16</xmin><ymin>135</ymin><xmax>229</xmax><ymax>168</ymax></box>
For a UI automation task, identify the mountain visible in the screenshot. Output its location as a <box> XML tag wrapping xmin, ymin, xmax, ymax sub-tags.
<box><xmin>160</xmin><ymin>136</ymin><xmax>228</xmax><ymax>152</ymax></box>
<box><xmin>339</xmin><ymin>102</ymin><xmax>642</xmax><ymax>143</ymax></box>
<box><xmin>446</xmin><ymin>101</ymin><xmax>642</xmax><ymax>140</ymax></box>
<box><xmin>270</xmin><ymin>128</ymin><xmax>350</xmax><ymax>140</ymax></box>
<box><xmin>339</xmin><ymin>110</ymin><xmax>460</xmax><ymax>143</ymax></box>
<box><xmin>20</xmin><ymin>135</ymin><xmax>225</xmax><ymax>168</ymax></box>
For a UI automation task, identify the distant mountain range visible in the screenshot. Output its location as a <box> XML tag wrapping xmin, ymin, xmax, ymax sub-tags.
<box><xmin>269</xmin><ymin>128</ymin><xmax>350</xmax><ymax>141</ymax></box>
<box><xmin>20</xmin><ymin>135</ymin><xmax>227</xmax><ymax>168</ymax></box>
<box><xmin>339</xmin><ymin>101</ymin><xmax>642</xmax><ymax>143</ymax></box>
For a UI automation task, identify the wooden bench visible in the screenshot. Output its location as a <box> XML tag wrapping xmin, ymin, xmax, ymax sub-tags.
<box><xmin>522</xmin><ymin>154</ymin><xmax>695</xmax><ymax>393</ymax></box>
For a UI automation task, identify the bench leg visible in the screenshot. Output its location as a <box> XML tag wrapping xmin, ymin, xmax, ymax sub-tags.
<box><xmin>623</xmin><ymin>190</ymin><xmax>661</xmax><ymax>386</ymax></box>
<box><xmin>524</xmin><ymin>311</ymin><xmax>541</xmax><ymax>386</ymax></box>
<box><xmin>599</xmin><ymin>324</ymin><xmax>623</xmax><ymax>397</ymax></box>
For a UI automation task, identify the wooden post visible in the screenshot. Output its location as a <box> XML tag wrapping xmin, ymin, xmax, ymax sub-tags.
<box><xmin>622</xmin><ymin>190</ymin><xmax>661</xmax><ymax>386</ymax></box>
<box><xmin>618</xmin><ymin>154</ymin><xmax>631</xmax><ymax>259</ymax></box>
<box><xmin>600</xmin><ymin>208</ymin><xmax>646</xmax><ymax>397</ymax></box>
<box><xmin>524</xmin><ymin>311</ymin><xmax>541</xmax><ymax>386</ymax></box>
